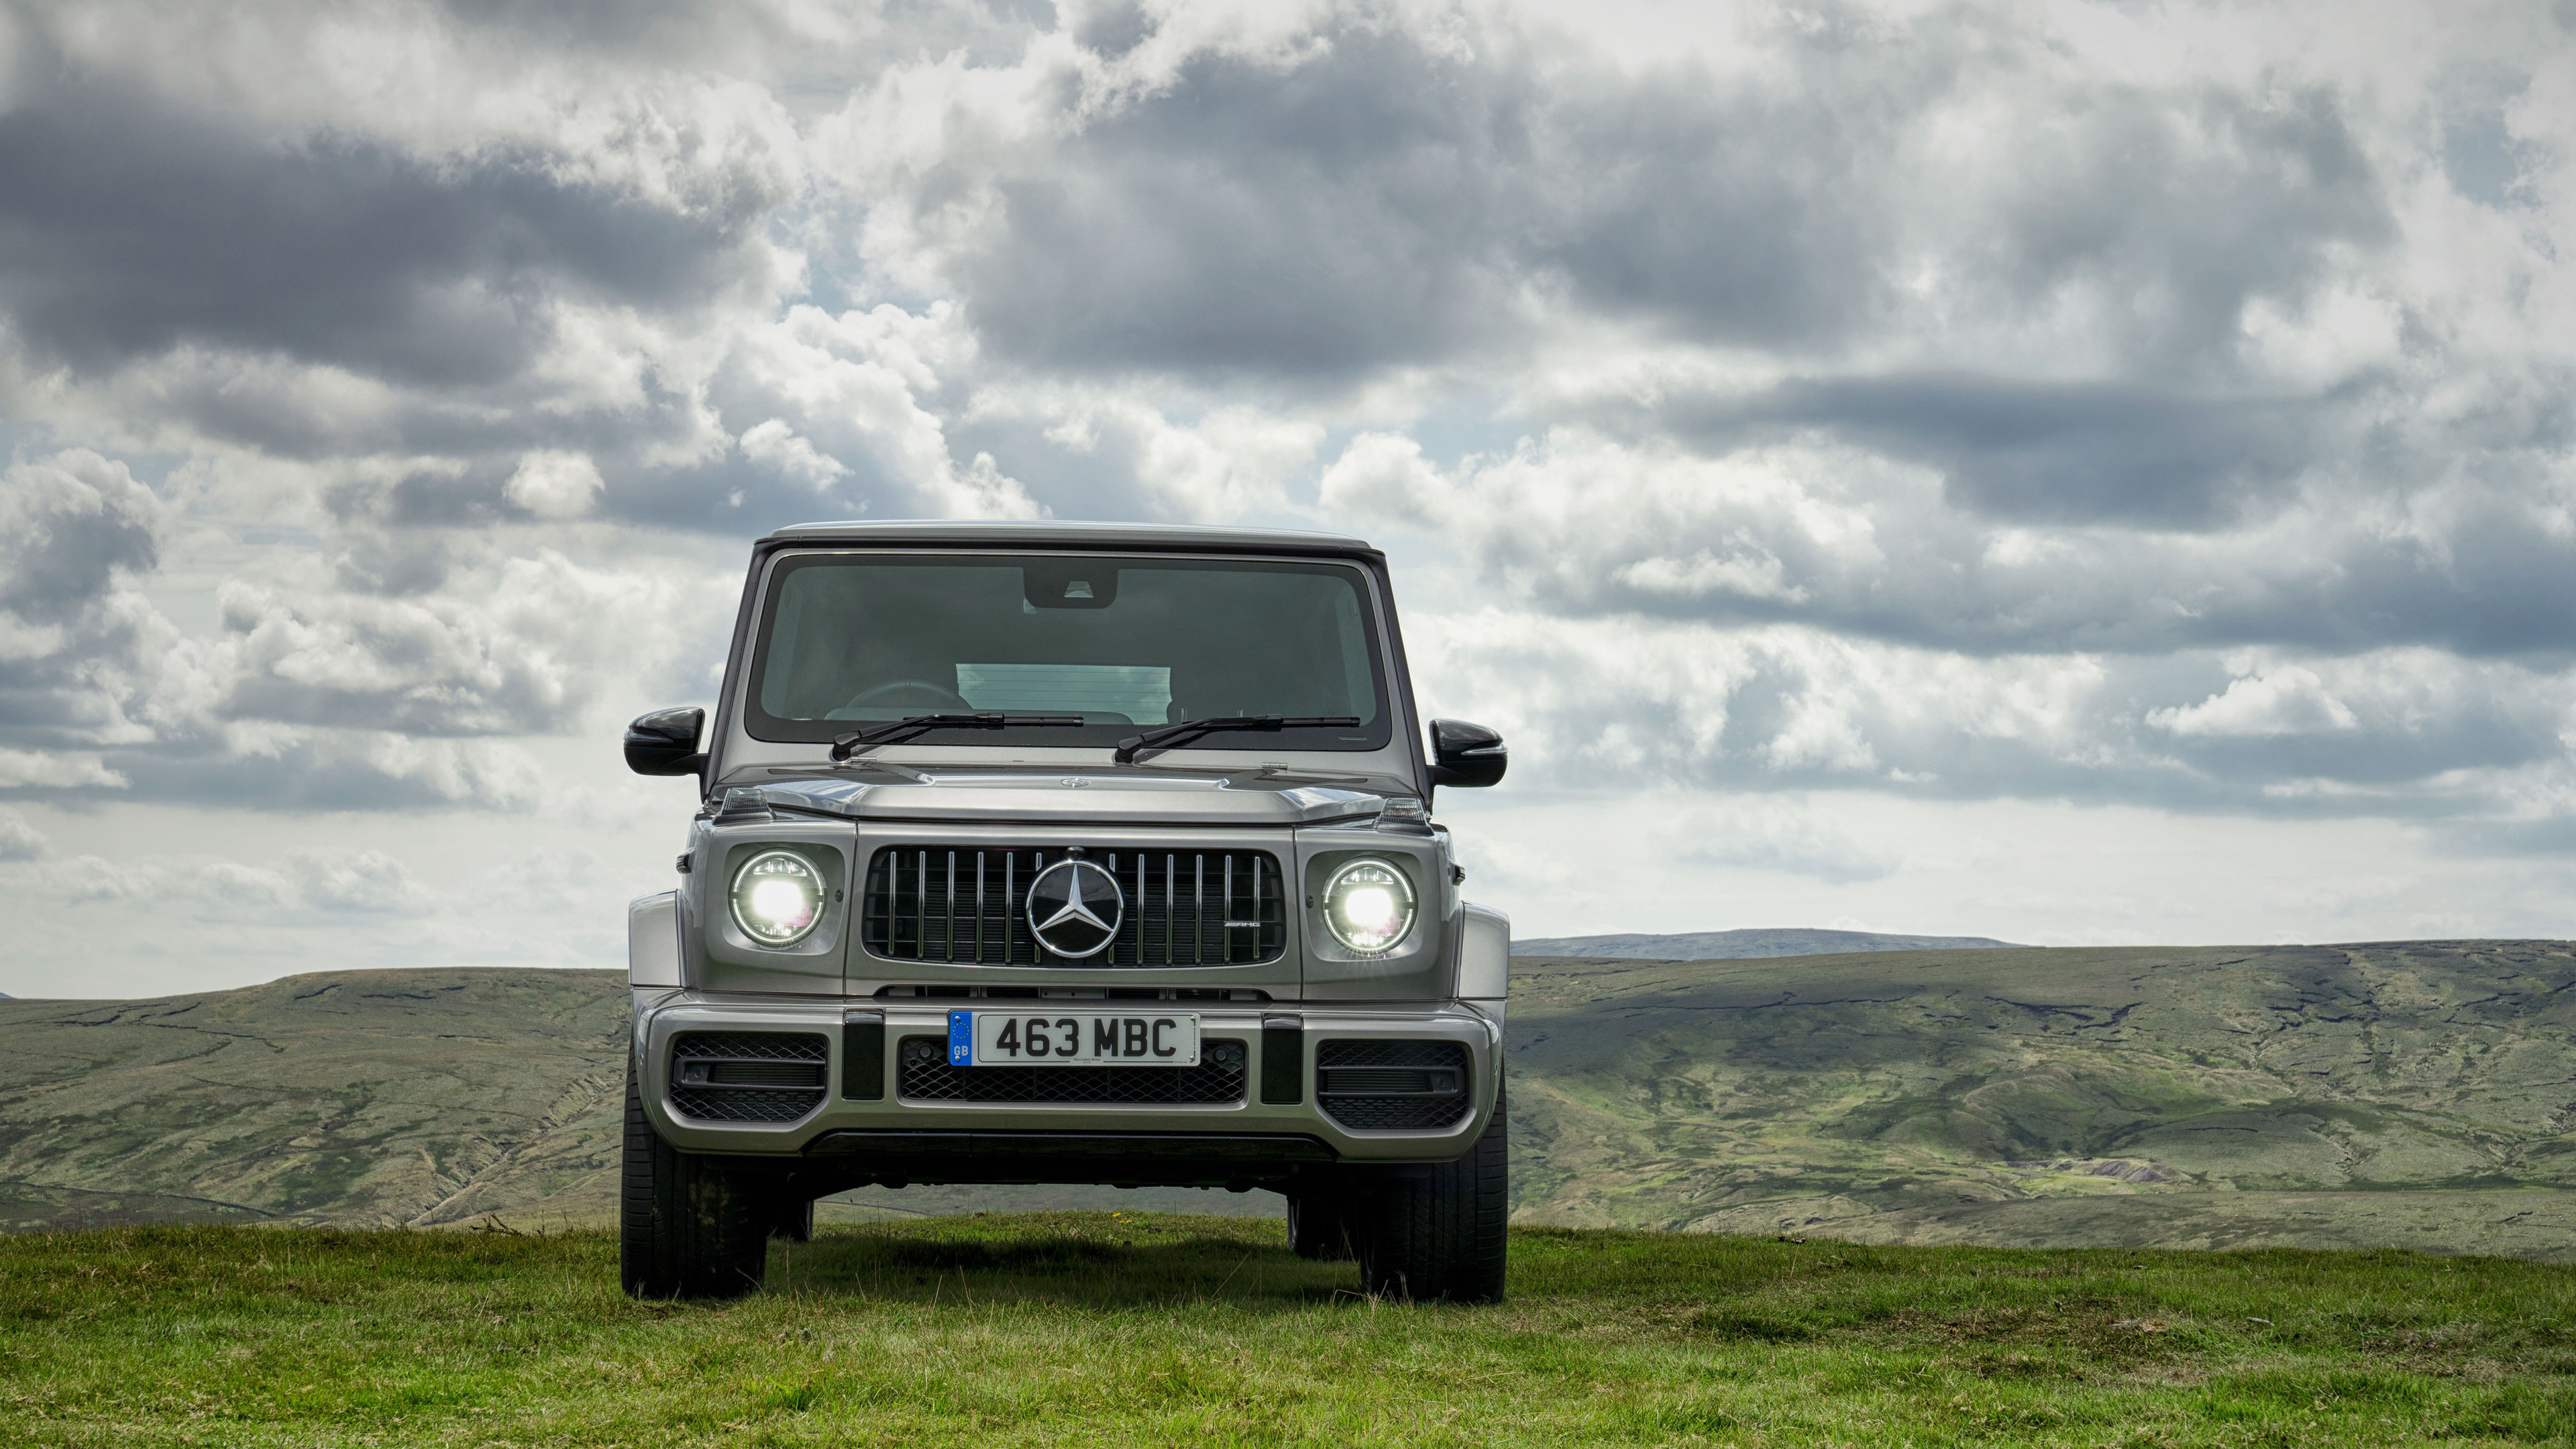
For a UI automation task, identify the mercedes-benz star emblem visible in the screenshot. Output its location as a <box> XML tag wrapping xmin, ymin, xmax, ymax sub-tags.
<box><xmin>1025</xmin><ymin>858</ymin><xmax>1124</xmax><ymax>959</ymax></box>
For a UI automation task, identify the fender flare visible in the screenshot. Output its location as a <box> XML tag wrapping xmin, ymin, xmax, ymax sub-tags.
<box><xmin>629</xmin><ymin>892</ymin><xmax>682</xmax><ymax>987</ymax></box>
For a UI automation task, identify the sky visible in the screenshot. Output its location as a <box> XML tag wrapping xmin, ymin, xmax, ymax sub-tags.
<box><xmin>3</xmin><ymin>0</ymin><xmax>2575</xmax><ymax>998</ymax></box>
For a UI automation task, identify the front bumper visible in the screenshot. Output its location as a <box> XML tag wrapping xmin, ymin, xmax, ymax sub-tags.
<box><xmin>633</xmin><ymin>992</ymin><xmax>1501</xmax><ymax>1184</ymax></box>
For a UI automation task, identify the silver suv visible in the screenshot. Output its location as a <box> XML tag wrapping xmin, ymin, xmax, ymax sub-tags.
<box><xmin>619</xmin><ymin>521</ymin><xmax>1511</xmax><ymax>1300</ymax></box>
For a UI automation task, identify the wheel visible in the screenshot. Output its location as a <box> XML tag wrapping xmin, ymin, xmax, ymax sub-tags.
<box><xmin>1287</xmin><ymin>1183</ymin><xmax>1356</xmax><ymax>1261</ymax></box>
<box><xmin>1352</xmin><ymin>1079</ymin><xmax>1508</xmax><ymax>1303</ymax></box>
<box><xmin>620</xmin><ymin>1059</ymin><xmax>771</xmax><ymax>1299</ymax></box>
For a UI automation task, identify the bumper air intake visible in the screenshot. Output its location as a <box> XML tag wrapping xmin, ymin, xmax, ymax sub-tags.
<box><xmin>668</xmin><ymin>1031</ymin><xmax>829</xmax><ymax>1123</ymax></box>
<box><xmin>1314</xmin><ymin>1040</ymin><xmax>1473</xmax><ymax>1130</ymax></box>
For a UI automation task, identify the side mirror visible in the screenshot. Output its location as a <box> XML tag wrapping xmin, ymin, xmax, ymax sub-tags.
<box><xmin>625</xmin><ymin>706</ymin><xmax>706</xmax><ymax>778</ymax></box>
<box><xmin>1428</xmin><ymin>718</ymin><xmax>1507</xmax><ymax>788</ymax></box>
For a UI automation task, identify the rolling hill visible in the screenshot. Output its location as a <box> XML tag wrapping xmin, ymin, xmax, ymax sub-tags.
<box><xmin>1513</xmin><ymin>929</ymin><xmax>2021</xmax><ymax>958</ymax></box>
<box><xmin>1505</xmin><ymin>941</ymin><xmax>2576</xmax><ymax>1257</ymax></box>
<box><xmin>3</xmin><ymin>940</ymin><xmax>2571</xmax><ymax>1256</ymax></box>
<box><xmin>0</xmin><ymin>970</ymin><xmax>628</xmax><ymax>1232</ymax></box>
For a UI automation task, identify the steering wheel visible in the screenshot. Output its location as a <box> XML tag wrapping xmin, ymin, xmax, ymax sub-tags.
<box><xmin>841</xmin><ymin>679</ymin><xmax>974</xmax><ymax>712</ymax></box>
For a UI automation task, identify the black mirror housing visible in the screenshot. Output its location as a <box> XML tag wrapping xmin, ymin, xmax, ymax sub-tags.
<box><xmin>625</xmin><ymin>706</ymin><xmax>707</xmax><ymax>778</ymax></box>
<box><xmin>1428</xmin><ymin>718</ymin><xmax>1507</xmax><ymax>788</ymax></box>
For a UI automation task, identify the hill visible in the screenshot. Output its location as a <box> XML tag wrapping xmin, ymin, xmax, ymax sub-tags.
<box><xmin>0</xmin><ymin>970</ymin><xmax>629</xmax><ymax>1231</ymax></box>
<box><xmin>1505</xmin><ymin>941</ymin><xmax>2576</xmax><ymax>1257</ymax></box>
<box><xmin>3</xmin><ymin>941</ymin><xmax>2573</xmax><ymax>1257</ymax></box>
<box><xmin>1513</xmin><ymin>928</ymin><xmax>2021</xmax><ymax>958</ymax></box>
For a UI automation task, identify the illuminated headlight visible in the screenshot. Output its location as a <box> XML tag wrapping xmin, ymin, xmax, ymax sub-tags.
<box><xmin>730</xmin><ymin>850</ymin><xmax>825</xmax><ymax>947</ymax></box>
<box><xmin>1322</xmin><ymin>858</ymin><xmax>1416</xmax><ymax>954</ymax></box>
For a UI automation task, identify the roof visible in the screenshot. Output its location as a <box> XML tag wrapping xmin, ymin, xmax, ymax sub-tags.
<box><xmin>760</xmin><ymin>519</ymin><xmax>1375</xmax><ymax>553</ymax></box>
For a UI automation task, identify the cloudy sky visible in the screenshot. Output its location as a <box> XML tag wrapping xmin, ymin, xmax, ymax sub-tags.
<box><xmin>3</xmin><ymin>0</ymin><xmax>2573</xmax><ymax>997</ymax></box>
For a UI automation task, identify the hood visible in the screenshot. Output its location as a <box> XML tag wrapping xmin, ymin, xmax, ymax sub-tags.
<box><xmin>730</xmin><ymin>771</ymin><xmax>1391</xmax><ymax>826</ymax></box>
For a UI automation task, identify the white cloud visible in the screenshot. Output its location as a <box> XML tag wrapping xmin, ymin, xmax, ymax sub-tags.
<box><xmin>0</xmin><ymin>749</ymin><xmax>127</xmax><ymax>790</ymax></box>
<box><xmin>0</xmin><ymin>807</ymin><xmax>49</xmax><ymax>861</ymax></box>
<box><xmin>287</xmin><ymin>848</ymin><xmax>433</xmax><ymax>914</ymax></box>
<box><xmin>737</xmin><ymin>420</ymin><xmax>851</xmax><ymax>493</ymax></box>
<box><xmin>1319</xmin><ymin>432</ymin><xmax>1452</xmax><ymax>527</ymax></box>
<box><xmin>504</xmin><ymin>451</ymin><xmax>605</xmax><ymax>519</ymax></box>
<box><xmin>2149</xmin><ymin>667</ymin><xmax>2363</xmax><ymax>738</ymax></box>
<box><xmin>1613</xmin><ymin>542</ymin><xmax>1802</xmax><ymax>605</ymax></box>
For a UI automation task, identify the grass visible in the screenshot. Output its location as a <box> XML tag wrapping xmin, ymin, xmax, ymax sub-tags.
<box><xmin>3</xmin><ymin>1213</ymin><xmax>2572</xmax><ymax>1446</ymax></box>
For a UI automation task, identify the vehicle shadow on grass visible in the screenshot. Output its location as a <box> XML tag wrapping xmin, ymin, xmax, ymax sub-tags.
<box><xmin>770</xmin><ymin>1210</ymin><xmax>1370</xmax><ymax>1311</ymax></box>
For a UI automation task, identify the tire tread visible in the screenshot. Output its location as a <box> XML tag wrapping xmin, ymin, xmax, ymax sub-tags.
<box><xmin>1353</xmin><ymin>1079</ymin><xmax>1508</xmax><ymax>1303</ymax></box>
<box><xmin>620</xmin><ymin>1057</ymin><xmax>769</xmax><ymax>1299</ymax></box>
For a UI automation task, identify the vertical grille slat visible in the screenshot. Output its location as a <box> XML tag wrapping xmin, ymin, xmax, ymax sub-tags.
<box><xmin>862</xmin><ymin>845</ymin><xmax>1285</xmax><ymax>967</ymax></box>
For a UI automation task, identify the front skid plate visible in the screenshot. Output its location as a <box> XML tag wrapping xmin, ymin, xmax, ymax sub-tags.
<box><xmin>794</xmin><ymin>1128</ymin><xmax>1337</xmax><ymax>1186</ymax></box>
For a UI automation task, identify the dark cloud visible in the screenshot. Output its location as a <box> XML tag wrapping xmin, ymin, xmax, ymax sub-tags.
<box><xmin>432</xmin><ymin>0</ymin><xmax>1056</xmax><ymax>73</ymax></box>
<box><xmin>1664</xmin><ymin>374</ymin><xmax>2320</xmax><ymax>529</ymax></box>
<box><xmin>1384</xmin><ymin>358</ymin><xmax>2576</xmax><ymax>661</ymax></box>
<box><xmin>1440</xmin><ymin>627</ymin><xmax>2576</xmax><ymax>824</ymax></box>
<box><xmin>1532</xmin><ymin>66</ymin><xmax>1876</xmax><ymax>350</ymax></box>
<box><xmin>1072</xmin><ymin>0</ymin><xmax>1152</xmax><ymax>57</ymax></box>
<box><xmin>0</xmin><ymin>76</ymin><xmax>768</xmax><ymax>386</ymax></box>
<box><xmin>953</xmin><ymin>15</ymin><xmax>2387</xmax><ymax>382</ymax></box>
<box><xmin>0</xmin><ymin>450</ymin><xmax>166</xmax><ymax>745</ymax></box>
<box><xmin>1967</xmin><ymin>84</ymin><xmax>2390</xmax><ymax>369</ymax></box>
<box><xmin>963</xmin><ymin>29</ymin><xmax>1530</xmax><ymax>376</ymax></box>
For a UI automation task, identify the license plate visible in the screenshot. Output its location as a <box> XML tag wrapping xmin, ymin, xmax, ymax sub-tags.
<box><xmin>949</xmin><ymin>1010</ymin><xmax>1201</xmax><ymax>1066</ymax></box>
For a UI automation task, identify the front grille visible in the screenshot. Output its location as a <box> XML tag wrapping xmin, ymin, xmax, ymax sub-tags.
<box><xmin>1316</xmin><ymin>1040</ymin><xmax>1472</xmax><ymax>1130</ymax></box>
<box><xmin>668</xmin><ymin>1032</ymin><xmax>828</xmax><ymax>1124</ymax></box>
<box><xmin>863</xmin><ymin>847</ymin><xmax>1286</xmax><ymax>967</ymax></box>
<box><xmin>896</xmin><ymin>1035</ymin><xmax>1248</xmax><ymax>1104</ymax></box>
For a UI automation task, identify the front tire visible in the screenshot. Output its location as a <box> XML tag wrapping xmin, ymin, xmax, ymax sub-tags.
<box><xmin>620</xmin><ymin>1059</ymin><xmax>771</xmax><ymax>1299</ymax></box>
<box><xmin>1352</xmin><ymin>1079</ymin><xmax>1509</xmax><ymax>1303</ymax></box>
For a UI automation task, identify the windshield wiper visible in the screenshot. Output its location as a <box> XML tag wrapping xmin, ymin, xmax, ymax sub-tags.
<box><xmin>830</xmin><ymin>713</ymin><xmax>1087</xmax><ymax>761</ymax></box>
<box><xmin>1114</xmin><ymin>716</ymin><xmax>1361</xmax><ymax>765</ymax></box>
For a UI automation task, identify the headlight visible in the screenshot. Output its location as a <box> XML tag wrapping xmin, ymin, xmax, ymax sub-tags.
<box><xmin>1322</xmin><ymin>858</ymin><xmax>1416</xmax><ymax>954</ymax></box>
<box><xmin>730</xmin><ymin>850</ymin><xmax>826</xmax><ymax>947</ymax></box>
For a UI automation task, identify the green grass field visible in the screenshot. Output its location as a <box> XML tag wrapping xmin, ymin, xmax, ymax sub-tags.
<box><xmin>4</xmin><ymin>1214</ymin><xmax>2571</xmax><ymax>1447</ymax></box>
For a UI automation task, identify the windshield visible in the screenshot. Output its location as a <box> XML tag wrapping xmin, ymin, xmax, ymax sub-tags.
<box><xmin>744</xmin><ymin>553</ymin><xmax>1392</xmax><ymax>754</ymax></box>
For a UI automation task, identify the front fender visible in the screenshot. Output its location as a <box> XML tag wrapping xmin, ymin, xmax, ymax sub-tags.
<box><xmin>1458</xmin><ymin>902</ymin><xmax>1509</xmax><ymax>1002</ymax></box>
<box><xmin>629</xmin><ymin>891</ymin><xmax>682</xmax><ymax>987</ymax></box>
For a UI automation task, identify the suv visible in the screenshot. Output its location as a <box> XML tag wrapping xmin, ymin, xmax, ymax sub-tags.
<box><xmin>619</xmin><ymin>521</ymin><xmax>1511</xmax><ymax>1301</ymax></box>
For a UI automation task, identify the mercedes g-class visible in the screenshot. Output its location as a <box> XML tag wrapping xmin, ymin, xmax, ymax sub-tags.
<box><xmin>621</xmin><ymin>521</ymin><xmax>1511</xmax><ymax>1300</ymax></box>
